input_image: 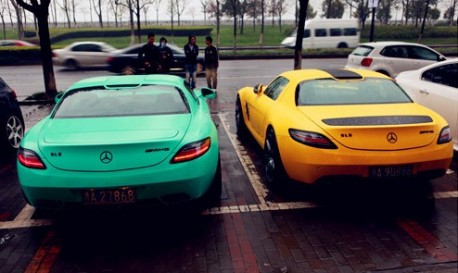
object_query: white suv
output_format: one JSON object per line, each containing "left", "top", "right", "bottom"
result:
{"left": 345, "top": 41, "right": 447, "bottom": 78}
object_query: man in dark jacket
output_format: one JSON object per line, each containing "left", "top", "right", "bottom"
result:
{"left": 138, "top": 33, "right": 159, "bottom": 74}
{"left": 204, "top": 36, "right": 219, "bottom": 89}
{"left": 157, "top": 37, "right": 174, "bottom": 74}
{"left": 183, "top": 35, "right": 199, "bottom": 89}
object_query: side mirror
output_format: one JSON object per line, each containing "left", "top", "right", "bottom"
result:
{"left": 54, "top": 92, "right": 64, "bottom": 104}
{"left": 253, "top": 84, "right": 263, "bottom": 94}
{"left": 199, "top": 87, "right": 217, "bottom": 99}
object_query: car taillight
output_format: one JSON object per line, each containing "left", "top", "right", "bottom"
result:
{"left": 106, "top": 57, "right": 113, "bottom": 62}
{"left": 18, "top": 147, "right": 46, "bottom": 169}
{"left": 361, "top": 57, "right": 373, "bottom": 67}
{"left": 10, "top": 90, "right": 18, "bottom": 101}
{"left": 289, "top": 129, "right": 337, "bottom": 149}
{"left": 171, "top": 138, "right": 211, "bottom": 163}
{"left": 438, "top": 126, "right": 452, "bottom": 144}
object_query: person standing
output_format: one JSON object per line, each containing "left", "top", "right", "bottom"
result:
{"left": 204, "top": 36, "right": 219, "bottom": 89}
{"left": 138, "top": 33, "right": 159, "bottom": 74}
{"left": 157, "top": 37, "right": 174, "bottom": 74}
{"left": 183, "top": 35, "right": 199, "bottom": 89}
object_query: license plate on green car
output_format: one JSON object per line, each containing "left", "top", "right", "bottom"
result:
{"left": 369, "top": 165, "right": 413, "bottom": 178}
{"left": 83, "top": 188, "right": 136, "bottom": 204}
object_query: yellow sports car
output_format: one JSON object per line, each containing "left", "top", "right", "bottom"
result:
{"left": 235, "top": 69, "right": 453, "bottom": 187}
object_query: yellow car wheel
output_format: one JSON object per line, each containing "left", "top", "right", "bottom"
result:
{"left": 264, "top": 128, "right": 287, "bottom": 189}
{"left": 235, "top": 99, "right": 248, "bottom": 139}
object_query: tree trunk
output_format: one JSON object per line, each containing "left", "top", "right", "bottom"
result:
{"left": 37, "top": 13, "right": 57, "bottom": 98}
{"left": 294, "top": 0, "right": 308, "bottom": 70}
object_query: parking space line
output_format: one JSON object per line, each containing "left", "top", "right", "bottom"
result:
{"left": 218, "top": 112, "right": 271, "bottom": 206}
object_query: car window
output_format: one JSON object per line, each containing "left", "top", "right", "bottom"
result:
{"left": 53, "top": 85, "right": 190, "bottom": 118}
{"left": 303, "top": 29, "right": 310, "bottom": 38}
{"left": 264, "top": 76, "right": 289, "bottom": 100}
{"left": 407, "top": 46, "right": 439, "bottom": 61}
{"left": 315, "top": 29, "right": 327, "bottom": 37}
{"left": 330, "top": 28, "right": 342, "bottom": 36}
{"left": 380, "top": 46, "right": 408, "bottom": 58}
{"left": 343, "top": 28, "right": 357, "bottom": 36}
{"left": 297, "top": 78, "right": 412, "bottom": 105}
{"left": 127, "top": 47, "right": 141, "bottom": 54}
{"left": 72, "top": 44, "right": 102, "bottom": 52}
{"left": 350, "top": 46, "right": 373, "bottom": 56}
{"left": 422, "top": 63, "right": 458, "bottom": 88}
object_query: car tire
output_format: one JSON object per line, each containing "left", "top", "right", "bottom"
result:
{"left": 122, "top": 65, "right": 135, "bottom": 75}
{"left": 65, "top": 59, "right": 79, "bottom": 70}
{"left": 0, "top": 113, "right": 24, "bottom": 155}
{"left": 200, "top": 155, "right": 222, "bottom": 208}
{"left": 264, "top": 128, "right": 288, "bottom": 189}
{"left": 235, "top": 98, "right": 248, "bottom": 139}
{"left": 337, "top": 42, "right": 348, "bottom": 48}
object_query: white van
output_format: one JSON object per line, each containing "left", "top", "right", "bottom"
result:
{"left": 281, "top": 19, "right": 360, "bottom": 49}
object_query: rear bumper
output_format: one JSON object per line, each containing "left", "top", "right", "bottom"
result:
{"left": 18, "top": 150, "right": 219, "bottom": 209}
{"left": 278, "top": 135, "right": 454, "bottom": 184}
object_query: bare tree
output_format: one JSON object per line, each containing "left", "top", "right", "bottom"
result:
{"left": 259, "top": 0, "right": 264, "bottom": 43}
{"left": 58, "top": 0, "right": 72, "bottom": 28}
{"left": 92, "top": 0, "right": 104, "bottom": 28}
{"left": 442, "top": 0, "right": 457, "bottom": 25}
{"left": 0, "top": 0, "right": 8, "bottom": 39}
{"left": 200, "top": 0, "right": 209, "bottom": 24}
{"left": 15, "top": 0, "right": 57, "bottom": 98}
{"left": 168, "top": 0, "right": 175, "bottom": 39}
{"left": 275, "top": 0, "right": 286, "bottom": 31}
{"left": 208, "top": 0, "right": 221, "bottom": 44}
{"left": 115, "top": 0, "right": 135, "bottom": 45}
{"left": 110, "top": 0, "right": 120, "bottom": 27}
{"left": 174, "top": 0, "right": 185, "bottom": 26}
{"left": 71, "top": 0, "right": 78, "bottom": 26}
{"left": 153, "top": 0, "right": 161, "bottom": 24}
{"left": 10, "top": 0, "right": 24, "bottom": 39}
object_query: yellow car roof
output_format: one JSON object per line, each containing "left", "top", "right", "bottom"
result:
{"left": 279, "top": 68, "right": 391, "bottom": 82}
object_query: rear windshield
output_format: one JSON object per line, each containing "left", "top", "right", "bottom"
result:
{"left": 53, "top": 85, "right": 189, "bottom": 118}
{"left": 296, "top": 78, "right": 412, "bottom": 106}
{"left": 350, "top": 46, "right": 373, "bottom": 56}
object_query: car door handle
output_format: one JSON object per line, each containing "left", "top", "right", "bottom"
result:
{"left": 419, "top": 89, "right": 429, "bottom": 95}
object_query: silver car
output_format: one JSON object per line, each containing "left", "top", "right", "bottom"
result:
{"left": 52, "top": 41, "right": 116, "bottom": 70}
{"left": 345, "top": 41, "right": 446, "bottom": 78}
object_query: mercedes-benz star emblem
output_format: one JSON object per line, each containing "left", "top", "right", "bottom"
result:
{"left": 386, "top": 132, "right": 398, "bottom": 144}
{"left": 100, "top": 151, "right": 113, "bottom": 164}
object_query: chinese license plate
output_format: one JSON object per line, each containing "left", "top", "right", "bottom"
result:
{"left": 369, "top": 165, "right": 413, "bottom": 178}
{"left": 83, "top": 188, "right": 136, "bottom": 204}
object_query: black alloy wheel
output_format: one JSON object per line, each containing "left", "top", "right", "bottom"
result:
{"left": 264, "top": 128, "right": 287, "bottom": 189}
{"left": 235, "top": 98, "right": 248, "bottom": 139}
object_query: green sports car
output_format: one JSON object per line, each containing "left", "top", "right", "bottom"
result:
{"left": 17, "top": 75, "right": 220, "bottom": 209}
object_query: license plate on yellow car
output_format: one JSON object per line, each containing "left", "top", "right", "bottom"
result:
{"left": 83, "top": 188, "right": 136, "bottom": 204}
{"left": 369, "top": 165, "right": 413, "bottom": 178}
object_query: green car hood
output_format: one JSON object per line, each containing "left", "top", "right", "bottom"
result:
{"left": 37, "top": 114, "right": 191, "bottom": 171}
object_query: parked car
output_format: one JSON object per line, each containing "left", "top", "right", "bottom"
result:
{"left": 106, "top": 43, "right": 205, "bottom": 75}
{"left": 0, "top": 77, "right": 24, "bottom": 157}
{"left": 345, "top": 41, "right": 447, "bottom": 77}
{"left": 52, "top": 41, "right": 117, "bottom": 70}
{"left": 0, "top": 40, "right": 36, "bottom": 47}
{"left": 396, "top": 58, "right": 458, "bottom": 151}
{"left": 17, "top": 74, "right": 220, "bottom": 210}
{"left": 235, "top": 68, "right": 453, "bottom": 188}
